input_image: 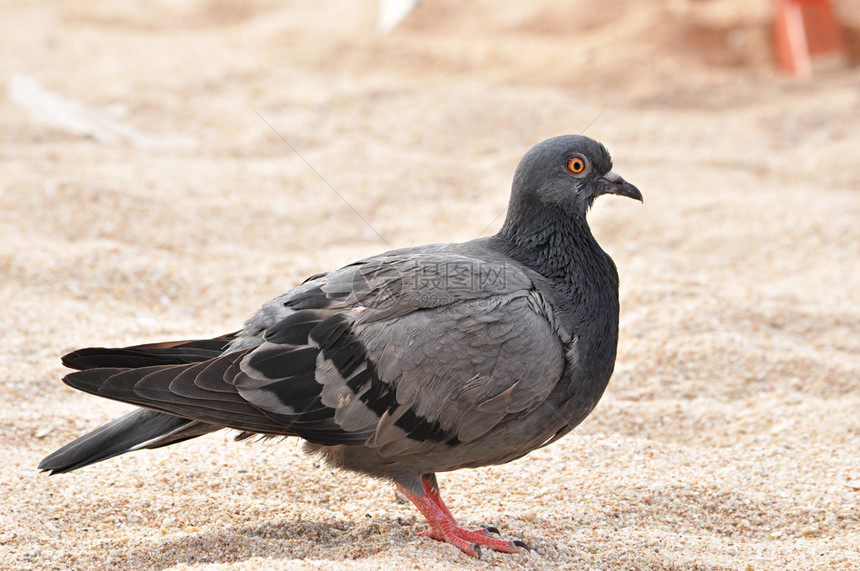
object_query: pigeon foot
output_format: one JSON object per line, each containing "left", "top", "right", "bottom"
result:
{"left": 396, "top": 476, "right": 530, "bottom": 557}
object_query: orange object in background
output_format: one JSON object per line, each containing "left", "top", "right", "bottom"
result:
{"left": 773, "top": 0, "right": 848, "bottom": 77}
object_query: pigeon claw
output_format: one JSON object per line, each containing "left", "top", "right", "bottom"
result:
{"left": 513, "top": 539, "right": 532, "bottom": 551}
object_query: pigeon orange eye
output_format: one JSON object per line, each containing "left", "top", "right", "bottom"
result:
{"left": 567, "top": 157, "right": 586, "bottom": 174}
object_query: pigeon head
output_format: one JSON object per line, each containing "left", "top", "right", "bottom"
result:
{"left": 505, "top": 135, "right": 642, "bottom": 221}
{"left": 498, "top": 135, "right": 641, "bottom": 274}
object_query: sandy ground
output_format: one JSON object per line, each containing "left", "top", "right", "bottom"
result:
{"left": 2, "top": 1, "right": 859, "bottom": 569}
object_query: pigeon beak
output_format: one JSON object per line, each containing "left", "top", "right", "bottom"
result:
{"left": 600, "top": 171, "right": 643, "bottom": 202}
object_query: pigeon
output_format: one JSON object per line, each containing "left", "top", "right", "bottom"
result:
{"left": 39, "top": 134, "right": 642, "bottom": 557}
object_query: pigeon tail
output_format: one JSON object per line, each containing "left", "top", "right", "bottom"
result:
{"left": 39, "top": 335, "right": 238, "bottom": 473}
{"left": 38, "top": 408, "right": 217, "bottom": 474}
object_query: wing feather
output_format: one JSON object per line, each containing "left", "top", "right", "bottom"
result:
{"left": 232, "top": 252, "right": 566, "bottom": 454}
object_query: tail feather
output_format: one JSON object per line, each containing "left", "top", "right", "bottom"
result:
{"left": 62, "top": 334, "right": 238, "bottom": 371}
{"left": 60, "top": 351, "right": 285, "bottom": 434}
{"left": 38, "top": 408, "right": 220, "bottom": 474}
{"left": 40, "top": 334, "right": 239, "bottom": 474}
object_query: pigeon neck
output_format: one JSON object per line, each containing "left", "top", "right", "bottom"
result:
{"left": 498, "top": 211, "right": 611, "bottom": 286}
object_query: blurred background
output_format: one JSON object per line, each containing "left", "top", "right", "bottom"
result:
{"left": 2, "top": 1, "right": 859, "bottom": 569}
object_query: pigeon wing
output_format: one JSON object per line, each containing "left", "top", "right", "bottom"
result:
{"left": 236, "top": 252, "right": 567, "bottom": 454}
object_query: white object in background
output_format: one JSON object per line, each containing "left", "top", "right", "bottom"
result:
{"left": 7, "top": 75, "right": 197, "bottom": 149}
{"left": 378, "top": 0, "right": 420, "bottom": 34}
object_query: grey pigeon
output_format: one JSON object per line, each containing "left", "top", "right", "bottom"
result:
{"left": 39, "top": 135, "right": 642, "bottom": 557}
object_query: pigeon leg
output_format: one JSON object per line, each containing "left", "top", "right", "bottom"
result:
{"left": 418, "top": 473, "right": 461, "bottom": 525}
{"left": 417, "top": 474, "right": 499, "bottom": 539}
{"left": 396, "top": 476, "right": 527, "bottom": 557}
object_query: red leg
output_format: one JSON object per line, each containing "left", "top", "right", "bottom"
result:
{"left": 420, "top": 474, "right": 459, "bottom": 523}
{"left": 396, "top": 475, "right": 529, "bottom": 558}
{"left": 417, "top": 474, "right": 495, "bottom": 541}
